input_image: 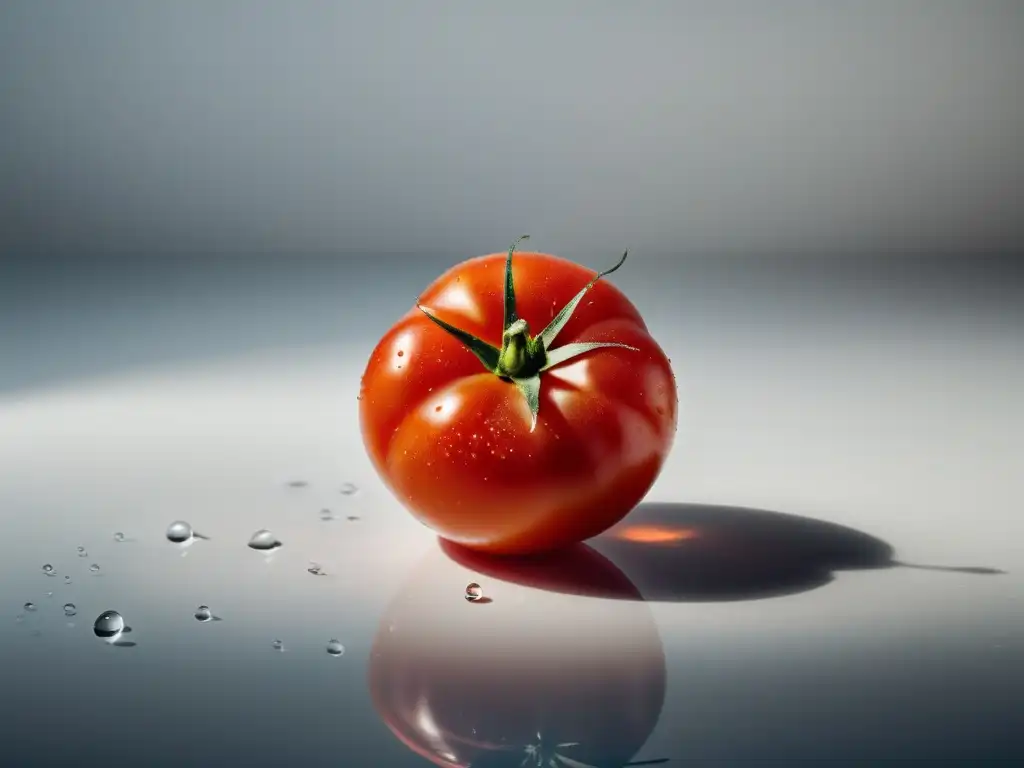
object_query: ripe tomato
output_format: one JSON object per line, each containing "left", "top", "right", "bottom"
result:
{"left": 369, "top": 541, "right": 666, "bottom": 767}
{"left": 359, "top": 237, "right": 677, "bottom": 555}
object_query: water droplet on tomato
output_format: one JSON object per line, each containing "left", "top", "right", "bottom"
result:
{"left": 434, "top": 405, "right": 442, "bottom": 412}
{"left": 397, "top": 350, "right": 404, "bottom": 357}
{"left": 465, "top": 583, "right": 483, "bottom": 602}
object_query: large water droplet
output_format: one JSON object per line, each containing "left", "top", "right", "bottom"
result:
{"left": 271, "top": 639, "right": 284, "bottom": 652}
{"left": 194, "top": 605, "right": 212, "bottom": 622}
{"left": 42, "top": 564, "right": 55, "bottom": 576}
{"left": 165, "top": 520, "right": 194, "bottom": 543}
{"left": 93, "top": 610, "right": 124, "bottom": 638}
{"left": 23, "top": 602, "right": 36, "bottom": 612}
{"left": 89, "top": 564, "right": 101, "bottom": 574}
{"left": 325, "top": 639, "right": 345, "bottom": 657}
{"left": 113, "top": 532, "right": 125, "bottom": 542}
{"left": 77, "top": 546, "right": 88, "bottom": 558}
{"left": 340, "top": 482, "right": 358, "bottom": 496}
{"left": 465, "top": 582, "right": 483, "bottom": 602}
{"left": 248, "top": 529, "right": 281, "bottom": 551}
{"left": 63, "top": 603, "right": 77, "bottom": 617}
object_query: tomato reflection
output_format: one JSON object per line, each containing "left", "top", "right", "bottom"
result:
{"left": 368, "top": 540, "right": 667, "bottom": 767}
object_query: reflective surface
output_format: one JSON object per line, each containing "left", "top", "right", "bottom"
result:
{"left": 1, "top": 256, "right": 1022, "bottom": 766}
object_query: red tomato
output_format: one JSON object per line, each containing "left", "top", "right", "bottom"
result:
{"left": 359, "top": 240, "right": 677, "bottom": 555}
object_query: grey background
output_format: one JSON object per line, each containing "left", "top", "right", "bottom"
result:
{"left": 1, "top": 1, "right": 1022, "bottom": 766}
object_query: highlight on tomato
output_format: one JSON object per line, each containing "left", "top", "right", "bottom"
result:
{"left": 359, "top": 236, "right": 678, "bottom": 555}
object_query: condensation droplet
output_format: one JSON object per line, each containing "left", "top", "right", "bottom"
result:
{"left": 42, "top": 564, "right": 55, "bottom": 576}
{"left": 113, "top": 532, "right": 125, "bottom": 542}
{"left": 194, "top": 605, "right": 212, "bottom": 622}
{"left": 64, "top": 576, "right": 72, "bottom": 584}
{"left": 340, "top": 482, "right": 358, "bottom": 496}
{"left": 320, "top": 508, "right": 334, "bottom": 521}
{"left": 63, "top": 603, "right": 77, "bottom": 617}
{"left": 272, "top": 639, "right": 284, "bottom": 652}
{"left": 247, "top": 529, "right": 282, "bottom": 551}
{"left": 326, "top": 639, "right": 345, "bottom": 657}
{"left": 165, "top": 520, "right": 194, "bottom": 543}
{"left": 465, "top": 583, "right": 483, "bottom": 602}
{"left": 77, "top": 546, "right": 88, "bottom": 558}
{"left": 23, "top": 602, "right": 36, "bottom": 612}
{"left": 93, "top": 610, "right": 124, "bottom": 638}
{"left": 89, "top": 564, "right": 101, "bottom": 574}
{"left": 307, "top": 562, "right": 325, "bottom": 576}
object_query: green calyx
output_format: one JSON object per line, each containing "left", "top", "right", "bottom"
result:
{"left": 417, "top": 235, "right": 637, "bottom": 432}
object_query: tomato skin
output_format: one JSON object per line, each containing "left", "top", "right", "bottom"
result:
{"left": 359, "top": 251, "right": 677, "bottom": 555}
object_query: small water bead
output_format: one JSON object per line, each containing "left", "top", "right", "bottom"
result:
{"left": 194, "top": 605, "right": 212, "bottom": 623}
{"left": 93, "top": 610, "right": 124, "bottom": 638}
{"left": 42, "top": 564, "right": 55, "bottom": 576}
{"left": 45, "top": 591, "right": 53, "bottom": 598}
{"left": 23, "top": 602, "right": 36, "bottom": 612}
{"left": 247, "top": 529, "right": 281, "bottom": 551}
{"left": 465, "top": 583, "right": 483, "bottom": 602}
{"left": 63, "top": 603, "right": 77, "bottom": 617}
{"left": 320, "top": 508, "right": 334, "bottom": 521}
{"left": 77, "top": 546, "right": 88, "bottom": 558}
{"left": 89, "top": 564, "right": 101, "bottom": 574}
{"left": 113, "top": 532, "right": 125, "bottom": 542}
{"left": 326, "top": 639, "right": 345, "bottom": 657}
{"left": 340, "top": 482, "right": 358, "bottom": 496}
{"left": 307, "top": 563, "right": 325, "bottom": 576}
{"left": 165, "top": 520, "right": 194, "bottom": 543}
{"left": 272, "top": 639, "right": 284, "bottom": 652}
{"left": 286, "top": 480, "right": 309, "bottom": 488}
{"left": 64, "top": 576, "right": 72, "bottom": 584}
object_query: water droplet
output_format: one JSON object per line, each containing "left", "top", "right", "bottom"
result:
{"left": 42, "top": 564, "right": 55, "bottom": 576}
{"left": 326, "top": 639, "right": 345, "bottom": 657}
{"left": 271, "top": 639, "right": 284, "bottom": 652}
{"left": 319, "top": 508, "right": 334, "bottom": 521}
{"left": 340, "top": 482, "right": 358, "bottom": 496}
{"left": 247, "top": 529, "right": 281, "bottom": 551}
{"left": 346, "top": 515, "right": 360, "bottom": 522}
{"left": 45, "top": 591, "right": 53, "bottom": 598}
{"left": 397, "top": 350, "right": 404, "bottom": 357}
{"left": 63, "top": 603, "right": 77, "bottom": 617}
{"left": 64, "top": 575, "right": 72, "bottom": 584}
{"left": 113, "top": 532, "right": 125, "bottom": 542}
{"left": 23, "top": 602, "right": 36, "bottom": 612}
{"left": 307, "top": 562, "right": 324, "bottom": 576}
{"left": 165, "top": 520, "right": 194, "bottom": 543}
{"left": 465, "top": 583, "right": 483, "bottom": 602}
{"left": 93, "top": 610, "right": 124, "bottom": 638}
{"left": 286, "top": 480, "right": 308, "bottom": 488}
{"left": 194, "top": 605, "right": 212, "bottom": 622}
{"left": 77, "top": 546, "right": 88, "bottom": 557}
{"left": 89, "top": 564, "right": 100, "bottom": 574}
